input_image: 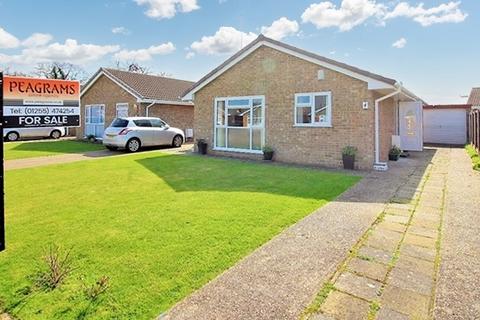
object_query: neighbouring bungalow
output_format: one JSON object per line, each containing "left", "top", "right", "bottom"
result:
{"left": 79, "top": 68, "right": 195, "bottom": 140}
{"left": 183, "top": 35, "right": 424, "bottom": 170}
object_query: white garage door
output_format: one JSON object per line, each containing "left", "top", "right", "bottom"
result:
{"left": 424, "top": 109, "right": 467, "bottom": 144}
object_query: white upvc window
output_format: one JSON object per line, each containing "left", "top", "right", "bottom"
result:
{"left": 116, "top": 103, "right": 129, "bottom": 118}
{"left": 294, "top": 92, "right": 332, "bottom": 127}
{"left": 214, "top": 96, "right": 265, "bottom": 154}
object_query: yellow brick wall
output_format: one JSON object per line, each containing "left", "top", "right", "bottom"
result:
{"left": 194, "top": 46, "right": 395, "bottom": 169}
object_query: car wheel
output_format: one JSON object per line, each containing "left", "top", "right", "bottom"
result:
{"left": 172, "top": 135, "right": 183, "bottom": 148}
{"left": 50, "top": 130, "right": 61, "bottom": 139}
{"left": 126, "top": 138, "right": 141, "bottom": 153}
{"left": 6, "top": 131, "right": 19, "bottom": 142}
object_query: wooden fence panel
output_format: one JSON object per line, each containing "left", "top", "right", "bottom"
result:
{"left": 470, "top": 110, "right": 480, "bottom": 152}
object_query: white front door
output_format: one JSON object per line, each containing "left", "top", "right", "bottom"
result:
{"left": 85, "top": 105, "right": 105, "bottom": 138}
{"left": 399, "top": 101, "right": 423, "bottom": 151}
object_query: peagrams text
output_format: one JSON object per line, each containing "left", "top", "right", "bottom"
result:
{"left": 8, "top": 80, "right": 77, "bottom": 95}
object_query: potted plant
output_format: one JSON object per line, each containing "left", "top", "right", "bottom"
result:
{"left": 197, "top": 139, "right": 208, "bottom": 155}
{"left": 389, "top": 145, "right": 402, "bottom": 161}
{"left": 342, "top": 146, "right": 358, "bottom": 170}
{"left": 262, "top": 146, "right": 274, "bottom": 161}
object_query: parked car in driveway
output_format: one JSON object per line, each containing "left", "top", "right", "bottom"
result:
{"left": 3, "top": 127, "right": 66, "bottom": 141}
{"left": 103, "top": 117, "right": 185, "bottom": 152}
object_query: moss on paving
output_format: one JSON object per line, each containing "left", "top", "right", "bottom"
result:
{"left": 0, "top": 152, "right": 359, "bottom": 319}
{"left": 4, "top": 140, "right": 104, "bottom": 160}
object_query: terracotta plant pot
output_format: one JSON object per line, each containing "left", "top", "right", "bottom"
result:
{"left": 342, "top": 154, "right": 355, "bottom": 170}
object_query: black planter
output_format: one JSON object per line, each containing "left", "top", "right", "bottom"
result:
{"left": 342, "top": 154, "right": 355, "bottom": 170}
{"left": 197, "top": 141, "right": 207, "bottom": 155}
{"left": 389, "top": 154, "right": 400, "bottom": 161}
{"left": 263, "top": 151, "right": 274, "bottom": 161}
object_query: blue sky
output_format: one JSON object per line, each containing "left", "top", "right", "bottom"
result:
{"left": 0, "top": 0, "right": 478, "bottom": 104}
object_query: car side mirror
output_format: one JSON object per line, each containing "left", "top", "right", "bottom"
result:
{"left": 164, "top": 125, "right": 170, "bottom": 130}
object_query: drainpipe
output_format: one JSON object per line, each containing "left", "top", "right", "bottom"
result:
{"left": 374, "top": 89, "right": 401, "bottom": 167}
{"left": 145, "top": 102, "right": 155, "bottom": 117}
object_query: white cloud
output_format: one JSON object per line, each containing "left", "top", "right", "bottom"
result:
{"left": 392, "top": 37, "right": 407, "bottom": 48}
{"left": 0, "top": 39, "right": 119, "bottom": 65}
{"left": 0, "top": 27, "right": 20, "bottom": 48}
{"left": 301, "top": 0, "right": 467, "bottom": 31}
{"left": 190, "top": 27, "right": 257, "bottom": 55}
{"left": 301, "top": 0, "right": 386, "bottom": 32}
{"left": 384, "top": 1, "right": 467, "bottom": 26}
{"left": 185, "top": 51, "right": 195, "bottom": 59}
{"left": 134, "top": 0, "right": 199, "bottom": 19}
{"left": 112, "top": 27, "right": 131, "bottom": 35}
{"left": 114, "top": 42, "right": 175, "bottom": 61}
{"left": 261, "top": 17, "right": 299, "bottom": 40}
{"left": 22, "top": 33, "right": 53, "bottom": 47}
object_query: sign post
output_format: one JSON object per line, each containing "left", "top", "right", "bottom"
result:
{"left": 0, "top": 75, "right": 80, "bottom": 252}
{"left": 0, "top": 72, "right": 4, "bottom": 252}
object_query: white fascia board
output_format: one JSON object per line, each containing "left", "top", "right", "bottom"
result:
{"left": 138, "top": 98, "right": 194, "bottom": 106}
{"left": 80, "top": 70, "right": 141, "bottom": 100}
{"left": 182, "top": 40, "right": 395, "bottom": 99}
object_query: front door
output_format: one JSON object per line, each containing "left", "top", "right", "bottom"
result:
{"left": 399, "top": 101, "right": 423, "bottom": 151}
{"left": 85, "top": 105, "right": 105, "bottom": 138}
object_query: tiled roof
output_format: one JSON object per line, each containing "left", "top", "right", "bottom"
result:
{"left": 84, "top": 68, "right": 195, "bottom": 103}
{"left": 183, "top": 34, "right": 398, "bottom": 97}
{"left": 467, "top": 87, "right": 480, "bottom": 106}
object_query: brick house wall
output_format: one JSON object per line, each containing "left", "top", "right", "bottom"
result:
{"left": 141, "top": 104, "right": 194, "bottom": 133}
{"left": 79, "top": 75, "right": 194, "bottom": 139}
{"left": 194, "top": 46, "right": 395, "bottom": 169}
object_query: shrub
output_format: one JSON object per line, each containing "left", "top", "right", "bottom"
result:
{"left": 466, "top": 145, "right": 480, "bottom": 171}
{"left": 35, "top": 245, "right": 75, "bottom": 290}
{"left": 342, "top": 146, "right": 358, "bottom": 156}
{"left": 82, "top": 276, "right": 110, "bottom": 301}
{"left": 389, "top": 145, "right": 402, "bottom": 156}
{"left": 262, "top": 146, "right": 274, "bottom": 153}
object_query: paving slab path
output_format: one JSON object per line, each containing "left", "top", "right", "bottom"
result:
{"left": 434, "top": 148, "right": 480, "bottom": 319}
{"left": 162, "top": 151, "right": 434, "bottom": 320}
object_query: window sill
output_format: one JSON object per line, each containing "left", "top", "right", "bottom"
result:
{"left": 212, "top": 147, "right": 263, "bottom": 155}
{"left": 293, "top": 124, "right": 332, "bottom": 128}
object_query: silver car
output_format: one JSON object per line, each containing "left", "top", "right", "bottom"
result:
{"left": 3, "top": 127, "right": 66, "bottom": 141}
{"left": 103, "top": 117, "right": 185, "bottom": 152}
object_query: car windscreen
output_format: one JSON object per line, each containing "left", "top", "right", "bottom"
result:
{"left": 111, "top": 118, "right": 129, "bottom": 127}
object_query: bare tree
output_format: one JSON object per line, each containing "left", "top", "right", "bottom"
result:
{"left": 35, "top": 62, "right": 88, "bottom": 83}
{"left": 1, "top": 66, "right": 30, "bottom": 77}
{"left": 113, "top": 61, "right": 172, "bottom": 77}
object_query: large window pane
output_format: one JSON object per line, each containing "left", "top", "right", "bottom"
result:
{"left": 216, "top": 127, "right": 226, "bottom": 147}
{"left": 252, "top": 128, "right": 262, "bottom": 150}
{"left": 296, "top": 106, "right": 311, "bottom": 124}
{"left": 314, "top": 95, "right": 328, "bottom": 123}
{"left": 228, "top": 108, "right": 250, "bottom": 127}
{"left": 227, "top": 128, "right": 250, "bottom": 149}
{"left": 216, "top": 100, "right": 225, "bottom": 126}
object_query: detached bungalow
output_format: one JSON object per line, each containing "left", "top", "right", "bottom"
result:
{"left": 79, "top": 68, "right": 194, "bottom": 140}
{"left": 183, "top": 35, "right": 423, "bottom": 170}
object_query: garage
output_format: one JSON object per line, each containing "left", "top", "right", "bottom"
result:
{"left": 423, "top": 105, "right": 471, "bottom": 145}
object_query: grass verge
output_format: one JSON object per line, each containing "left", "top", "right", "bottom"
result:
{"left": 4, "top": 140, "right": 104, "bottom": 160}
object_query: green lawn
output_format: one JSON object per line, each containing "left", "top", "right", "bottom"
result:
{"left": 0, "top": 153, "right": 360, "bottom": 319}
{"left": 4, "top": 140, "right": 104, "bottom": 160}
{"left": 466, "top": 144, "right": 480, "bottom": 171}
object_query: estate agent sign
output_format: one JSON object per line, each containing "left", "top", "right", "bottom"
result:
{"left": 3, "top": 76, "right": 80, "bottom": 128}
